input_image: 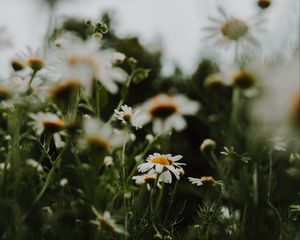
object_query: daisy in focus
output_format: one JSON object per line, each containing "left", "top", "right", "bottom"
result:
{"left": 81, "top": 118, "right": 125, "bottom": 150}
{"left": 202, "top": 6, "right": 265, "bottom": 65}
{"left": 47, "top": 33, "right": 127, "bottom": 95}
{"left": 114, "top": 104, "right": 142, "bottom": 129}
{"left": 135, "top": 94, "right": 200, "bottom": 134}
{"left": 137, "top": 153, "right": 185, "bottom": 180}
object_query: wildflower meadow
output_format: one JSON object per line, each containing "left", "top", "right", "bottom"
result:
{"left": 0, "top": 0, "right": 299, "bottom": 239}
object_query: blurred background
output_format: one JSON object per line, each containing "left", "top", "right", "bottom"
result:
{"left": 0, "top": 0, "right": 271, "bottom": 77}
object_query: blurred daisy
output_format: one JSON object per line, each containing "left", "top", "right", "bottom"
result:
{"left": 188, "top": 176, "right": 218, "bottom": 186}
{"left": 48, "top": 33, "right": 127, "bottom": 95}
{"left": 91, "top": 208, "right": 127, "bottom": 235}
{"left": 12, "top": 47, "right": 46, "bottom": 73}
{"left": 132, "top": 169, "right": 157, "bottom": 190}
{"left": 114, "top": 104, "right": 142, "bottom": 129}
{"left": 202, "top": 6, "right": 265, "bottom": 65}
{"left": 29, "top": 112, "right": 64, "bottom": 135}
{"left": 136, "top": 94, "right": 200, "bottom": 134}
{"left": 137, "top": 153, "right": 185, "bottom": 180}
{"left": 251, "top": 58, "right": 300, "bottom": 138}
{"left": 82, "top": 118, "right": 125, "bottom": 150}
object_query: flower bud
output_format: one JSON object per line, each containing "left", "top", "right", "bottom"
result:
{"left": 257, "top": 0, "right": 272, "bottom": 9}
{"left": 232, "top": 71, "right": 255, "bottom": 89}
{"left": 200, "top": 139, "right": 216, "bottom": 153}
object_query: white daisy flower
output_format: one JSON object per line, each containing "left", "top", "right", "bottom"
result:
{"left": 82, "top": 118, "right": 125, "bottom": 150}
{"left": 91, "top": 208, "right": 127, "bottom": 235}
{"left": 47, "top": 33, "right": 127, "bottom": 95}
{"left": 114, "top": 104, "right": 142, "bottom": 129}
{"left": 135, "top": 94, "right": 200, "bottom": 134}
{"left": 188, "top": 176, "right": 217, "bottom": 186}
{"left": 12, "top": 47, "right": 46, "bottom": 73}
{"left": 132, "top": 169, "right": 157, "bottom": 190}
{"left": 137, "top": 153, "right": 185, "bottom": 180}
{"left": 202, "top": 5, "right": 265, "bottom": 65}
{"left": 29, "top": 112, "right": 64, "bottom": 135}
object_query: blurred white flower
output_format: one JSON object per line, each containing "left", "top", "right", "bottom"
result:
{"left": 202, "top": 5, "right": 265, "bottom": 65}
{"left": 103, "top": 156, "right": 113, "bottom": 167}
{"left": 114, "top": 104, "right": 142, "bottom": 129}
{"left": 47, "top": 33, "right": 127, "bottom": 95}
{"left": 82, "top": 118, "right": 125, "bottom": 150}
{"left": 135, "top": 94, "right": 200, "bottom": 134}
{"left": 29, "top": 112, "right": 64, "bottom": 135}
{"left": 251, "top": 58, "right": 300, "bottom": 138}
{"left": 132, "top": 169, "right": 157, "bottom": 190}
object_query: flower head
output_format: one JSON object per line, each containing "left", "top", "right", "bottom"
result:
{"left": 136, "top": 94, "right": 199, "bottom": 134}
{"left": 29, "top": 112, "right": 64, "bottom": 135}
{"left": 137, "top": 153, "right": 185, "bottom": 180}
{"left": 82, "top": 118, "right": 125, "bottom": 150}
{"left": 188, "top": 176, "right": 217, "bottom": 186}
{"left": 114, "top": 104, "right": 141, "bottom": 129}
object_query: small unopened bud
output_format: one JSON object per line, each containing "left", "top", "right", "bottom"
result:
{"left": 0, "top": 86, "right": 11, "bottom": 101}
{"left": 200, "top": 139, "right": 216, "bottom": 153}
{"left": 60, "top": 178, "right": 68, "bottom": 187}
{"left": 204, "top": 74, "right": 225, "bottom": 89}
{"left": 93, "top": 32, "right": 103, "bottom": 40}
{"left": 11, "top": 60, "right": 25, "bottom": 71}
{"left": 146, "top": 134, "right": 154, "bottom": 142}
{"left": 104, "top": 156, "right": 113, "bottom": 167}
{"left": 153, "top": 232, "right": 163, "bottom": 240}
{"left": 113, "top": 52, "right": 126, "bottom": 64}
{"left": 177, "top": 167, "right": 185, "bottom": 177}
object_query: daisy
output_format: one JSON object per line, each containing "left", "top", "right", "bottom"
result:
{"left": 82, "top": 118, "right": 125, "bottom": 150}
{"left": 132, "top": 169, "right": 157, "bottom": 190}
{"left": 114, "top": 104, "right": 142, "bottom": 129}
{"left": 47, "top": 33, "right": 127, "bottom": 95}
{"left": 137, "top": 153, "right": 185, "bottom": 180}
{"left": 135, "top": 94, "right": 200, "bottom": 134}
{"left": 12, "top": 47, "right": 46, "bottom": 73}
{"left": 29, "top": 112, "right": 64, "bottom": 135}
{"left": 91, "top": 207, "right": 127, "bottom": 235}
{"left": 188, "top": 176, "right": 217, "bottom": 186}
{"left": 202, "top": 5, "right": 265, "bottom": 65}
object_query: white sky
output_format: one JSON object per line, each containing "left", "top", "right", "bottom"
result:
{"left": 0, "top": 0, "right": 294, "bottom": 77}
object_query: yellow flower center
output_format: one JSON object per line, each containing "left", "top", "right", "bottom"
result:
{"left": 149, "top": 97, "right": 178, "bottom": 119}
{"left": 27, "top": 58, "right": 44, "bottom": 72}
{"left": 232, "top": 71, "right": 255, "bottom": 89}
{"left": 50, "top": 79, "right": 81, "bottom": 100}
{"left": 68, "top": 55, "right": 97, "bottom": 68}
{"left": 151, "top": 156, "right": 173, "bottom": 165}
{"left": 122, "top": 113, "right": 132, "bottom": 122}
{"left": 220, "top": 19, "right": 249, "bottom": 41}
{"left": 86, "top": 136, "right": 111, "bottom": 150}
{"left": 201, "top": 176, "right": 216, "bottom": 184}
{"left": 42, "top": 119, "right": 64, "bottom": 133}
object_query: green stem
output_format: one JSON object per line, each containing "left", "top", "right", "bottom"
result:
{"left": 267, "top": 150, "right": 273, "bottom": 200}
{"left": 163, "top": 180, "right": 179, "bottom": 224}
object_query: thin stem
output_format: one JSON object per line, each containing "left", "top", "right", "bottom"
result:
{"left": 163, "top": 180, "right": 179, "bottom": 225}
{"left": 267, "top": 150, "right": 273, "bottom": 199}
